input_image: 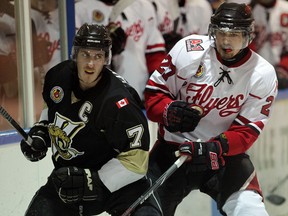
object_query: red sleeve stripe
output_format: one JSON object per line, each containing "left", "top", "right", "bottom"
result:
{"left": 146, "top": 79, "right": 171, "bottom": 93}
{"left": 248, "top": 121, "right": 264, "bottom": 134}
{"left": 146, "top": 43, "right": 165, "bottom": 51}
{"left": 235, "top": 115, "right": 250, "bottom": 125}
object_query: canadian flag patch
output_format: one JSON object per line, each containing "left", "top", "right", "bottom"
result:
{"left": 116, "top": 98, "right": 129, "bottom": 108}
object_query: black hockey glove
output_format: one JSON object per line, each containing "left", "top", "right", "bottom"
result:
{"left": 163, "top": 101, "right": 203, "bottom": 132}
{"left": 163, "top": 32, "right": 183, "bottom": 52}
{"left": 179, "top": 140, "right": 225, "bottom": 172}
{"left": 50, "top": 167, "right": 110, "bottom": 204}
{"left": 107, "top": 22, "right": 127, "bottom": 55}
{"left": 20, "top": 121, "right": 50, "bottom": 162}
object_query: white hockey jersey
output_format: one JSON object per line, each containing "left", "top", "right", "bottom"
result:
{"left": 145, "top": 35, "right": 278, "bottom": 156}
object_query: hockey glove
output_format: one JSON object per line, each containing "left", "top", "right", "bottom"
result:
{"left": 163, "top": 101, "right": 203, "bottom": 132}
{"left": 20, "top": 121, "right": 50, "bottom": 162}
{"left": 163, "top": 32, "right": 183, "bottom": 52}
{"left": 107, "top": 22, "right": 127, "bottom": 55}
{"left": 50, "top": 167, "right": 110, "bottom": 204}
{"left": 179, "top": 140, "right": 225, "bottom": 171}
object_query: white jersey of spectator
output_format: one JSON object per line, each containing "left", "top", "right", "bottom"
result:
{"left": 0, "top": 14, "right": 15, "bottom": 56}
{"left": 0, "top": 13, "right": 17, "bottom": 99}
{"left": 75, "top": 0, "right": 112, "bottom": 30}
{"left": 75, "top": 0, "right": 166, "bottom": 101}
{"left": 112, "top": 0, "right": 165, "bottom": 100}
{"left": 148, "top": 0, "right": 175, "bottom": 34}
{"left": 177, "top": 0, "right": 213, "bottom": 37}
{"left": 251, "top": 0, "right": 288, "bottom": 66}
{"left": 30, "top": 8, "right": 61, "bottom": 72}
{"left": 227, "top": 0, "right": 251, "bottom": 4}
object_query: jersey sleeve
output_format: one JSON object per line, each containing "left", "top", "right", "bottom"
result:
{"left": 222, "top": 65, "right": 278, "bottom": 156}
{"left": 97, "top": 94, "right": 150, "bottom": 192}
{"left": 145, "top": 36, "right": 210, "bottom": 123}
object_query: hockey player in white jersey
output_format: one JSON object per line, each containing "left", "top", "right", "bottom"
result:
{"left": 145, "top": 2, "right": 278, "bottom": 215}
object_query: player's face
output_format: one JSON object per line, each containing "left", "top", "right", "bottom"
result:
{"left": 76, "top": 48, "right": 106, "bottom": 90}
{"left": 215, "top": 30, "right": 245, "bottom": 60}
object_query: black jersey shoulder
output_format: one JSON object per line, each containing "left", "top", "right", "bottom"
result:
{"left": 106, "top": 68, "right": 143, "bottom": 108}
{"left": 43, "top": 60, "right": 76, "bottom": 107}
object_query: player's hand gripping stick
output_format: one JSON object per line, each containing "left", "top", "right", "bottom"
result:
{"left": 121, "top": 154, "right": 188, "bottom": 216}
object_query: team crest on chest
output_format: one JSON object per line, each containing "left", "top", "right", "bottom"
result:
{"left": 50, "top": 86, "right": 64, "bottom": 103}
{"left": 186, "top": 39, "right": 204, "bottom": 52}
{"left": 92, "top": 10, "right": 104, "bottom": 23}
{"left": 48, "top": 112, "right": 85, "bottom": 161}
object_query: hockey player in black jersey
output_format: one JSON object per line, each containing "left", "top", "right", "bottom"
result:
{"left": 20, "top": 23, "right": 162, "bottom": 216}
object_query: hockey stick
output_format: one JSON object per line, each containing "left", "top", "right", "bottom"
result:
{"left": 121, "top": 154, "right": 188, "bottom": 216}
{"left": 109, "top": 0, "right": 135, "bottom": 22}
{"left": 0, "top": 105, "right": 32, "bottom": 145}
{"left": 266, "top": 174, "right": 288, "bottom": 205}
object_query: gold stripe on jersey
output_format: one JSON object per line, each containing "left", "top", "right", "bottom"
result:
{"left": 117, "top": 149, "right": 148, "bottom": 175}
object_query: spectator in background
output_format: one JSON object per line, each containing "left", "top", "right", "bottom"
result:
{"left": 148, "top": 0, "right": 182, "bottom": 52}
{"left": 249, "top": 0, "right": 288, "bottom": 89}
{"left": 30, "top": 0, "right": 61, "bottom": 87}
{"left": 75, "top": 0, "right": 166, "bottom": 104}
{"left": 208, "top": 0, "right": 225, "bottom": 13}
{"left": 0, "top": 0, "right": 54, "bottom": 129}
{"left": 75, "top": 0, "right": 113, "bottom": 31}
{"left": 74, "top": 0, "right": 126, "bottom": 57}
{"left": 177, "top": 0, "right": 212, "bottom": 37}
{"left": 0, "top": 12, "right": 18, "bottom": 100}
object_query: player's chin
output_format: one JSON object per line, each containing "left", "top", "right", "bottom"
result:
{"left": 220, "top": 50, "right": 235, "bottom": 60}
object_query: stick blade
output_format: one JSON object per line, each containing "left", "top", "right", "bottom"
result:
{"left": 266, "top": 194, "right": 286, "bottom": 205}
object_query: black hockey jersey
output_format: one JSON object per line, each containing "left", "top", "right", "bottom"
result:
{"left": 42, "top": 60, "right": 150, "bottom": 192}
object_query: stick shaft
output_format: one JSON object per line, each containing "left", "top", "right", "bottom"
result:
{"left": 270, "top": 174, "right": 288, "bottom": 193}
{"left": 121, "top": 155, "right": 187, "bottom": 216}
{"left": 109, "top": 0, "right": 135, "bottom": 22}
{"left": 0, "top": 105, "right": 32, "bottom": 144}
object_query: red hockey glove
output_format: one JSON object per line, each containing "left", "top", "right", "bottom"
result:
{"left": 20, "top": 121, "right": 50, "bottom": 162}
{"left": 179, "top": 140, "right": 225, "bottom": 171}
{"left": 163, "top": 101, "right": 203, "bottom": 132}
{"left": 50, "top": 167, "right": 110, "bottom": 204}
